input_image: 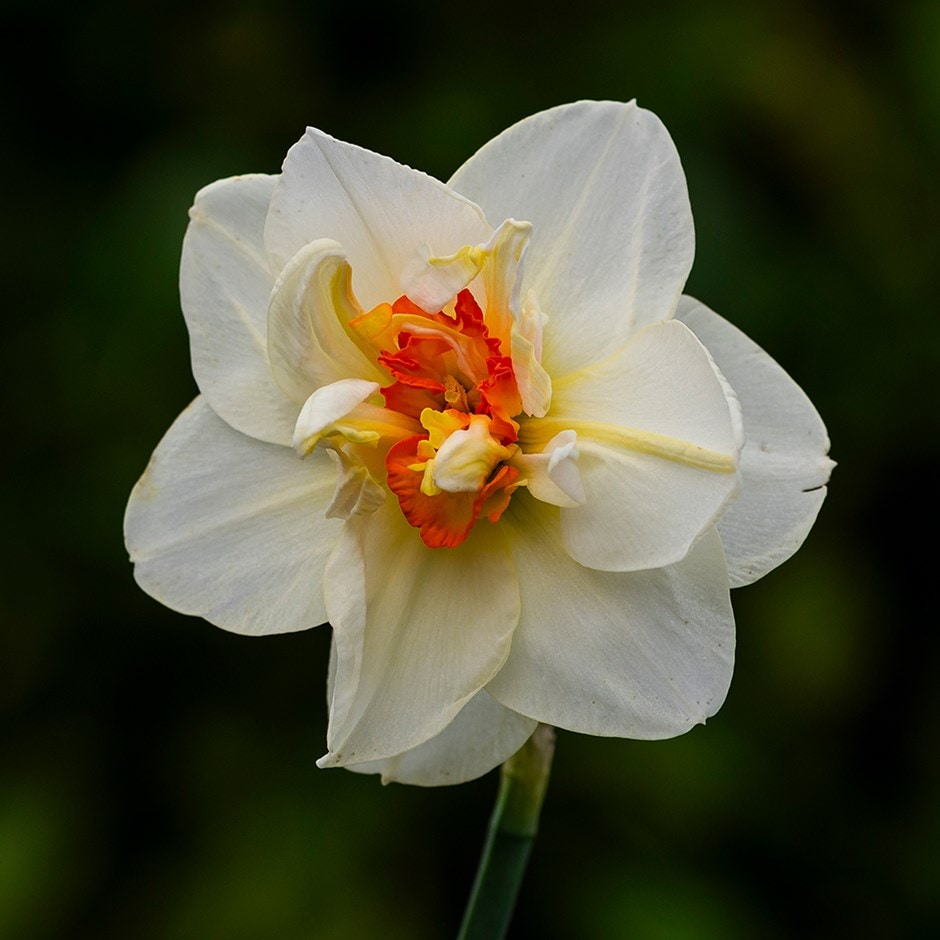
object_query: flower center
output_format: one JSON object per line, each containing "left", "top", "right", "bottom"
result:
{"left": 352, "top": 289, "right": 523, "bottom": 548}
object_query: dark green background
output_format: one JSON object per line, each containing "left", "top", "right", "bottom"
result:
{"left": 5, "top": 0, "right": 938, "bottom": 936}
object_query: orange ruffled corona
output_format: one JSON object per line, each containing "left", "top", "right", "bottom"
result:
{"left": 352, "top": 290, "right": 523, "bottom": 548}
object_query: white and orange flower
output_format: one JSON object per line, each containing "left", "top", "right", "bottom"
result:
{"left": 125, "top": 101, "right": 833, "bottom": 786}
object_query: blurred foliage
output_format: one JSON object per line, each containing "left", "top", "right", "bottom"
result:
{"left": 3, "top": 0, "right": 939, "bottom": 936}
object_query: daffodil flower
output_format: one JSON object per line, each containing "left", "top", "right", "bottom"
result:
{"left": 125, "top": 101, "right": 833, "bottom": 786}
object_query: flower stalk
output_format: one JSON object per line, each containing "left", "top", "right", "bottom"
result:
{"left": 457, "top": 724, "right": 555, "bottom": 940}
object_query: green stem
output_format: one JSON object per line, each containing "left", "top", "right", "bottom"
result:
{"left": 457, "top": 724, "right": 555, "bottom": 940}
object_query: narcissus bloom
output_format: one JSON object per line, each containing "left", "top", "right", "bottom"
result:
{"left": 125, "top": 101, "right": 833, "bottom": 786}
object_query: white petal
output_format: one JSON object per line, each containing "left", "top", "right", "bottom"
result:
{"left": 319, "top": 499, "right": 520, "bottom": 765}
{"left": 324, "top": 449, "right": 386, "bottom": 520}
{"left": 267, "top": 239, "right": 384, "bottom": 405}
{"left": 511, "top": 288, "right": 553, "bottom": 417}
{"left": 264, "top": 128, "right": 490, "bottom": 309}
{"left": 487, "top": 496, "right": 734, "bottom": 738}
{"left": 338, "top": 687, "right": 536, "bottom": 787}
{"left": 677, "top": 297, "right": 835, "bottom": 585}
{"left": 292, "top": 378, "right": 381, "bottom": 454}
{"left": 400, "top": 242, "right": 484, "bottom": 314}
{"left": 537, "top": 319, "right": 741, "bottom": 571}
{"left": 180, "top": 175, "right": 298, "bottom": 446}
{"left": 449, "top": 101, "right": 694, "bottom": 376}
{"left": 124, "top": 397, "right": 342, "bottom": 635}
{"left": 479, "top": 218, "right": 532, "bottom": 342}
{"left": 399, "top": 218, "right": 533, "bottom": 321}
{"left": 513, "top": 430, "right": 585, "bottom": 508}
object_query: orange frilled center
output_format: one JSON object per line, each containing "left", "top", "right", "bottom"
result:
{"left": 350, "top": 290, "right": 523, "bottom": 548}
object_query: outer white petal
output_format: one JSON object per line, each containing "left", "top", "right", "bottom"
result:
{"left": 124, "top": 398, "right": 341, "bottom": 635}
{"left": 339, "top": 683, "right": 536, "bottom": 787}
{"left": 267, "top": 239, "right": 384, "bottom": 406}
{"left": 677, "top": 296, "right": 835, "bottom": 586}
{"left": 487, "top": 496, "right": 735, "bottom": 738}
{"left": 264, "top": 128, "right": 491, "bottom": 309}
{"left": 319, "top": 499, "right": 520, "bottom": 766}
{"left": 180, "top": 175, "right": 298, "bottom": 446}
{"left": 538, "top": 319, "right": 741, "bottom": 571}
{"left": 449, "top": 101, "right": 694, "bottom": 376}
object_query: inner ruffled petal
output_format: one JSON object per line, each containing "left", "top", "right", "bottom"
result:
{"left": 267, "top": 239, "right": 384, "bottom": 405}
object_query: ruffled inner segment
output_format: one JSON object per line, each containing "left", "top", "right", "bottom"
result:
{"left": 353, "top": 289, "right": 525, "bottom": 548}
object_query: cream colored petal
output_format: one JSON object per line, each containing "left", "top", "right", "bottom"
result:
{"left": 324, "top": 449, "right": 386, "bottom": 520}
{"left": 561, "top": 446, "right": 737, "bottom": 571}
{"left": 400, "top": 243, "right": 485, "bottom": 314}
{"left": 264, "top": 128, "right": 490, "bottom": 309}
{"left": 536, "top": 320, "right": 741, "bottom": 571}
{"left": 125, "top": 398, "right": 341, "bottom": 635}
{"left": 319, "top": 499, "right": 520, "bottom": 765}
{"left": 511, "top": 290, "right": 553, "bottom": 417}
{"left": 487, "top": 496, "right": 734, "bottom": 739}
{"left": 292, "top": 379, "right": 381, "bottom": 455}
{"left": 338, "top": 686, "right": 536, "bottom": 787}
{"left": 677, "top": 296, "right": 835, "bottom": 586}
{"left": 267, "top": 239, "right": 384, "bottom": 406}
{"left": 399, "top": 218, "right": 533, "bottom": 322}
{"left": 513, "top": 430, "right": 585, "bottom": 508}
{"left": 180, "top": 174, "right": 298, "bottom": 446}
{"left": 449, "top": 101, "right": 694, "bottom": 376}
{"left": 479, "top": 219, "right": 532, "bottom": 343}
